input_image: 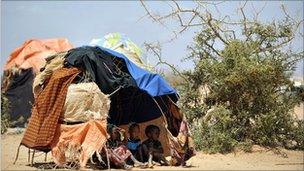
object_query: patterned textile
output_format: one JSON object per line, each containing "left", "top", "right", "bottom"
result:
{"left": 62, "top": 82, "right": 110, "bottom": 123}
{"left": 168, "top": 120, "right": 196, "bottom": 165}
{"left": 21, "top": 67, "right": 81, "bottom": 150}
{"left": 166, "top": 101, "right": 183, "bottom": 136}
{"left": 108, "top": 145, "right": 132, "bottom": 166}
{"left": 50, "top": 119, "right": 108, "bottom": 168}
{"left": 33, "top": 51, "right": 67, "bottom": 96}
{"left": 89, "top": 32, "right": 151, "bottom": 70}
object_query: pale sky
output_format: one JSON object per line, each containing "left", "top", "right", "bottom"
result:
{"left": 1, "top": 1, "right": 303, "bottom": 79}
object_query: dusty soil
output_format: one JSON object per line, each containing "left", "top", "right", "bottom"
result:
{"left": 1, "top": 132, "right": 303, "bottom": 170}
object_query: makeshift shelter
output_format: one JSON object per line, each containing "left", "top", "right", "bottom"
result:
{"left": 15, "top": 37, "right": 194, "bottom": 168}
{"left": 2, "top": 38, "right": 73, "bottom": 127}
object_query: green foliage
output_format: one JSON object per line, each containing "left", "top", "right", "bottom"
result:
{"left": 193, "top": 105, "right": 238, "bottom": 153}
{"left": 141, "top": 1, "right": 303, "bottom": 154}
{"left": 181, "top": 17, "right": 304, "bottom": 153}
{"left": 289, "top": 120, "right": 304, "bottom": 150}
{"left": 1, "top": 93, "right": 10, "bottom": 134}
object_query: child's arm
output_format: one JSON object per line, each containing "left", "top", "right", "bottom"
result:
{"left": 152, "top": 147, "right": 163, "bottom": 154}
{"left": 151, "top": 141, "right": 164, "bottom": 154}
{"left": 117, "top": 127, "right": 128, "bottom": 144}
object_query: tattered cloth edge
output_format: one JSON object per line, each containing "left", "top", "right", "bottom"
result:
{"left": 50, "top": 119, "right": 108, "bottom": 168}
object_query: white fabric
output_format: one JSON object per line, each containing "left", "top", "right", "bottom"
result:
{"left": 62, "top": 82, "right": 110, "bottom": 122}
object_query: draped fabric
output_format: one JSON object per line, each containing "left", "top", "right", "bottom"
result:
{"left": 97, "top": 46, "right": 178, "bottom": 99}
{"left": 64, "top": 46, "right": 137, "bottom": 95}
{"left": 4, "top": 39, "right": 73, "bottom": 73}
{"left": 89, "top": 33, "right": 151, "bottom": 70}
{"left": 50, "top": 119, "right": 108, "bottom": 168}
{"left": 63, "top": 82, "right": 110, "bottom": 123}
{"left": 13, "top": 37, "right": 196, "bottom": 168}
{"left": 3, "top": 68, "right": 34, "bottom": 127}
{"left": 21, "top": 67, "right": 81, "bottom": 151}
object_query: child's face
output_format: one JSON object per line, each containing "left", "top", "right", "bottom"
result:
{"left": 111, "top": 129, "right": 120, "bottom": 140}
{"left": 151, "top": 129, "right": 160, "bottom": 140}
{"left": 130, "top": 126, "right": 140, "bottom": 139}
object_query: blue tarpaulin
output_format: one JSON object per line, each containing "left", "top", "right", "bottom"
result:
{"left": 97, "top": 46, "right": 178, "bottom": 99}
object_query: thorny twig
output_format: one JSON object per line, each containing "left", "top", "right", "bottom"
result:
{"left": 144, "top": 42, "right": 188, "bottom": 82}
{"left": 140, "top": 0, "right": 303, "bottom": 75}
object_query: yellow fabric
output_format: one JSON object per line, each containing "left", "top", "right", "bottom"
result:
{"left": 62, "top": 82, "right": 110, "bottom": 123}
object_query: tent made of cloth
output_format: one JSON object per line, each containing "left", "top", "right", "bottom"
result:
{"left": 64, "top": 46, "right": 179, "bottom": 131}
{"left": 15, "top": 42, "right": 194, "bottom": 168}
{"left": 4, "top": 38, "right": 73, "bottom": 73}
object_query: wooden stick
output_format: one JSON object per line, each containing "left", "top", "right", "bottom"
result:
{"left": 45, "top": 152, "right": 47, "bottom": 162}
{"left": 13, "top": 144, "right": 21, "bottom": 164}
{"left": 31, "top": 150, "right": 35, "bottom": 166}
{"left": 105, "top": 148, "right": 110, "bottom": 170}
{"left": 28, "top": 149, "right": 31, "bottom": 163}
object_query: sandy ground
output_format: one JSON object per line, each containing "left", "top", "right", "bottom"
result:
{"left": 1, "top": 133, "right": 303, "bottom": 170}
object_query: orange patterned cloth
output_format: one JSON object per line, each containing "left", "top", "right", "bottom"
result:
{"left": 50, "top": 119, "right": 108, "bottom": 168}
{"left": 21, "top": 67, "right": 81, "bottom": 150}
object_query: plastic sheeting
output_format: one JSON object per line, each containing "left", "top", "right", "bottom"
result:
{"left": 90, "top": 32, "right": 150, "bottom": 70}
{"left": 4, "top": 38, "right": 73, "bottom": 73}
{"left": 64, "top": 46, "right": 137, "bottom": 94}
{"left": 97, "top": 46, "right": 178, "bottom": 100}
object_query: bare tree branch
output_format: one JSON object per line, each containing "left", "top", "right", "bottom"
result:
{"left": 144, "top": 42, "right": 188, "bottom": 82}
{"left": 251, "top": 1, "right": 267, "bottom": 22}
{"left": 206, "top": 12, "right": 229, "bottom": 45}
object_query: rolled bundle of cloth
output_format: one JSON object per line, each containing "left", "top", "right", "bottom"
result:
{"left": 50, "top": 82, "right": 111, "bottom": 167}
{"left": 33, "top": 51, "right": 67, "bottom": 96}
{"left": 62, "top": 82, "right": 110, "bottom": 123}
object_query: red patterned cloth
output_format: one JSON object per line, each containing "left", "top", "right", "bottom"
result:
{"left": 108, "top": 145, "right": 132, "bottom": 166}
{"left": 21, "top": 67, "right": 81, "bottom": 151}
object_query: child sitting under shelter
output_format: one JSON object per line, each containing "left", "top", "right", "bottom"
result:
{"left": 126, "top": 122, "right": 142, "bottom": 161}
{"left": 141, "top": 124, "right": 169, "bottom": 168}
{"left": 106, "top": 124, "right": 144, "bottom": 169}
